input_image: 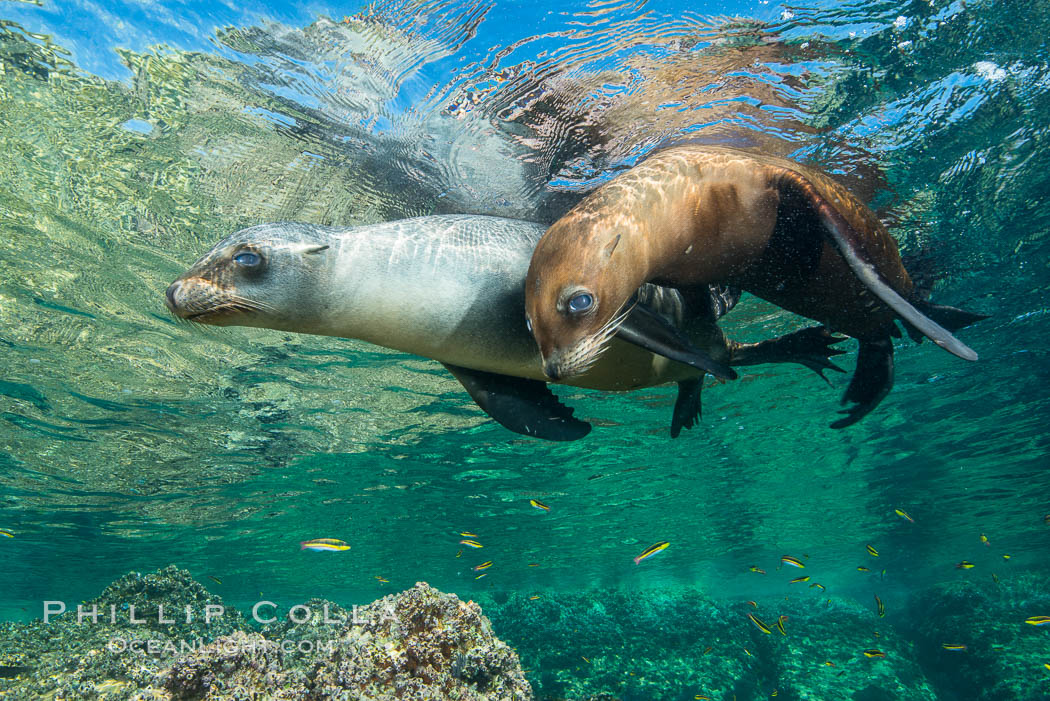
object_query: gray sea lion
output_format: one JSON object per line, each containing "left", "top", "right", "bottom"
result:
{"left": 524, "top": 146, "right": 987, "bottom": 427}
{"left": 166, "top": 215, "right": 843, "bottom": 440}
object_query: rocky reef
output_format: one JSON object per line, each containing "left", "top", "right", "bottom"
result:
{"left": 0, "top": 565, "right": 531, "bottom": 700}
{"left": 2, "top": 565, "right": 1049, "bottom": 700}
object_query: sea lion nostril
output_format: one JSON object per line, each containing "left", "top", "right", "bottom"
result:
{"left": 165, "top": 281, "right": 181, "bottom": 310}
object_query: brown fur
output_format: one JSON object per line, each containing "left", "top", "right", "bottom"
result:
{"left": 525, "top": 145, "right": 912, "bottom": 378}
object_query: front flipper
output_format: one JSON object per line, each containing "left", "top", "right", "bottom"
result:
{"left": 670, "top": 379, "right": 703, "bottom": 438}
{"left": 830, "top": 337, "right": 894, "bottom": 429}
{"left": 615, "top": 300, "right": 738, "bottom": 380}
{"left": 730, "top": 326, "right": 847, "bottom": 385}
{"left": 777, "top": 171, "right": 979, "bottom": 362}
{"left": 442, "top": 363, "right": 591, "bottom": 441}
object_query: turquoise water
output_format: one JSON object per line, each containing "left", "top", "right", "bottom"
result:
{"left": 1, "top": 0, "right": 1049, "bottom": 698}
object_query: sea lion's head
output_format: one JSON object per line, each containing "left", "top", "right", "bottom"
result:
{"left": 524, "top": 212, "right": 639, "bottom": 380}
{"left": 166, "top": 223, "right": 333, "bottom": 331}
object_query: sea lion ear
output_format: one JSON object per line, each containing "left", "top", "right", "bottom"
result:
{"left": 602, "top": 234, "right": 621, "bottom": 259}
{"left": 303, "top": 244, "right": 329, "bottom": 255}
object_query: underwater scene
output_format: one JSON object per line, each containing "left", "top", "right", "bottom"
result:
{"left": 1, "top": 0, "right": 1049, "bottom": 698}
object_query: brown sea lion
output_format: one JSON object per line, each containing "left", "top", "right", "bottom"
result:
{"left": 524, "top": 146, "right": 987, "bottom": 427}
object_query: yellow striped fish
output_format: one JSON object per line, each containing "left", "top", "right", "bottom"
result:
{"left": 460, "top": 539, "right": 483, "bottom": 548}
{"left": 863, "top": 649, "right": 886, "bottom": 658}
{"left": 1025, "top": 616, "right": 1050, "bottom": 626}
{"left": 875, "top": 594, "right": 885, "bottom": 618}
{"left": 942, "top": 644, "right": 967, "bottom": 651}
{"left": 866, "top": 544, "right": 879, "bottom": 557}
{"left": 747, "top": 612, "right": 772, "bottom": 635}
{"left": 781, "top": 556, "right": 805, "bottom": 569}
{"left": 775, "top": 615, "right": 788, "bottom": 636}
{"left": 790, "top": 576, "right": 810, "bottom": 584}
{"left": 634, "top": 541, "right": 669, "bottom": 564}
{"left": 894, "top": 508, "right": 915, "bottom": 523}
{"left": 529, "top": 499, "right": 550, "bottom": 512}
{"left": 300, "top": 538, "right": 350, "bottom": 552}
{"left": 473, "top": 561, "right": 493, "bottom": 571}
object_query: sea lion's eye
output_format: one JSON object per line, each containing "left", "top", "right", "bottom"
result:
{"left": 233, "top": 251, "right": 261, "bottom": 267}
{"left": 568, "top": 293, "right": 594, "bottom": 314}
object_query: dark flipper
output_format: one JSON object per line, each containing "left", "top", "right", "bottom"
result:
{"left": 442, "top": 363, "right": 591, "bottom": 441}
{"left": 902, "top": 300, "right": 989, "bottom": 345}
{"left": 730, "top": 326, "right": 847, "bottom": 385}
{"left": 778, "top": 172, "right": 979, "bottom": 362}
{"left": 830, "top": 337, "right": 894, "bottom": 429}
{"left": 670, "top": 379, "right": 703, "bottom": 438}
{"left": 615, "top": 300, "right": 738, "bottom": 380}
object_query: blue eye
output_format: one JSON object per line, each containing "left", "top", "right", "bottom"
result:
{"left": 234, "top": 251, "right": 261, "bottom": 267}
{"left": 568, "top": 292, "right": 594, "bottom": 314}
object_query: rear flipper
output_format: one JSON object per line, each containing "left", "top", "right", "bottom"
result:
{"left": 670, "top": 378, "right": 703, "bottom": 439}
{"left": 830, "top": 337, "right": 894, "bottom": 429}
{"left": 442, "top": 363, "right": 591, "bottom": 441}
{"left": 729, "top": 326, "right": 847, "bottom": 385}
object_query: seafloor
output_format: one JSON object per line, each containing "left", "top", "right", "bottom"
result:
{"left": 1, "top": 565, "right": 1047, "bottom": 700}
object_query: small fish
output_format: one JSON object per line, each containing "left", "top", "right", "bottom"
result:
{"left": 529, "top": 595, "right": 541, "bottom": 600}
{"left": 1044, "top": 663, "right": 1050, "bottom": 672}
{"left": 1025, "top": 616, "right": 1050, "bottom": 626}
{"left": 529, "top": 499, "right": 550, "bottom": 512}
{"left": 790, "top": 576, "right": 810, "bottom": 584}
{"left": 810, "top": 583, "right": 826, "bottom": 591}
{"left": 703, "top": 645, "right": 713, "bottom": 654}
{"left": 894, "top": 508, "right": 915, "bottom": 523}
{"left": 528, "top": 562, "right": 540, "bottom": 567}
{"left": 747, "top": 612, "right": 773, "bottom": 635}
{"left": 771, "top": 691, "right": 778, "bottom": 697}
{"left": 824, "top": 661, "right": 836, "bottom": 667}
{"left": 942, "top": 644, "right": 967, "bottom": 651}
{"left": 581, "top": 656, "right": 590, "bottom": 663}
{"left": 459, "top": 532, "right": 477, "bottom": 538}
{"left": 375, "top": 576, "right": 388, "bottom": 583}
{"left": 956, "top": 561, "right": 975, "bottom": 569}
{"left": 474, "top": 573, "right": 487, "bottom": 580}
{"left": 1003, "top": 554, "right": 1011, "bottom": 560}
{"left": 992, "top": 573, "right": 1000, "bottom": 584}
{"left": 746, "top": 600, "right": 758, "bottom": 608}
{"left": 634, "top": 541, "right": 669, "bottom": 564}
{"left": 781, "top": 556, "right": 805, "bottom": 569}
{"left": 775, "top": 615, "right": 788, "bottom": 636}
{"left": 875, "top": 594, "right": 885, "bottom": 618}
{"left": 300, "top": 538, "right": 350, "bottom": 552}
{"left": 473, "top": 561, "right": 493, "bottom": 571}
{"left": 460, "top": 539, "right": 483, "bottom": 548}
{"left": 0, "top": 529, "right": 14, "bottom": 538}
{"left": 866, "top": 544, "right": 879, "bottom": 557}
{"left": 744, "top": 647, "right": 753, "bottom": 656}
{"left": 980, "top": 534, "right": 990, "bottom": 547}
{"left": 208, "top": 575, "right": 222, "bottom": 585}
{"left": 863, "top": 649, "right": 886, "bottom": 658}
{"left": 456, "top": 550, "right": 463, "bottom": 558}
{"left": 695, "top": 696, "right": 711, "bottom": 700}
{"left": 750, "top": 566, "right": 767, "bottom": 574}
{"left": 857, "top": 566, "right": 870, "bottom": 572}
{"left": 1045, "top": 514, "right": 1050, "bottom": 525}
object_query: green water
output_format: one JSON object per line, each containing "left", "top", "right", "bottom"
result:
{"left": 1, "top": 0, "right": 1049, "bottom": 698}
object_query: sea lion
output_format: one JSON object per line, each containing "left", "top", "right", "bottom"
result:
{"left": 524, "top": 146, "right": 987, "bottom": 427}
{"left": 166, "top": 215, "right": 843, "bottom": 440}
